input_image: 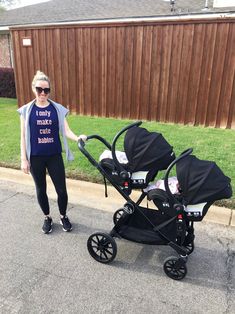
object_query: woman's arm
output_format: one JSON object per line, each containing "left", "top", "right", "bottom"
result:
{"left": 64, "top": 118, "right": 87, "bottom": 142}
{"left": 20, "top": 116, "right": 30, "bottom": 174}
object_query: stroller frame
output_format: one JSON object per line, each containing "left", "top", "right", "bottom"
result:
{"left": 78, "top": 121, "right": 196, "bottom": 280}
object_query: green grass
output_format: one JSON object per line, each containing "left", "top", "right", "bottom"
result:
{"left": 0, "top": 97, "right": 234, "bottom": 208}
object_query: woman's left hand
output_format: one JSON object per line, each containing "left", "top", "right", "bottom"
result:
{"left": 78, "top": 134, "right": 87, "bottom": 142}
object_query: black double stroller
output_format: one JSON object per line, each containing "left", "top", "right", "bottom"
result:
{"left": 78, "top": 121, "right": 232, "bottom": 280}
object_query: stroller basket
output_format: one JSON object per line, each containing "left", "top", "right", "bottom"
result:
{"left": 115, "top": 205, "right": 177, "bottom": 245}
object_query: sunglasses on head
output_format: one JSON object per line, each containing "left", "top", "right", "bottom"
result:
{"left": 35, "top": 86, "right": 50, "bottom": 94}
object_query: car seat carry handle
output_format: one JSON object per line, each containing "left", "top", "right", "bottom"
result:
{"left": 111, "top": 121, "right": 142, "bottom": 173}
{"left": 78, "top": 135, "right": 111, "bottom": 167}
{"left": 164, "top": 148, "right": 193, "bottom": 203}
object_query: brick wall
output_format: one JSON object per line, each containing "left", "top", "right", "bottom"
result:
{"left": 0, "top": 34, "right": 12, "bottom": 68}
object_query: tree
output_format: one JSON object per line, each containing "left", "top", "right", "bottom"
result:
{"left": 0, "top": 0, "right": 18, "bottom": 10}
{"left": 0, "top": 0, "right": 17, "bottom": 5}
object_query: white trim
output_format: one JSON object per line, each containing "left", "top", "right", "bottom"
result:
{"left": 214, "top": 0, "right": 235, "bottom": 8}
{"left": 8, "top": 12, "right": 235, "bottom": 29}
{"left": 0, "top": 26, "right": 9, "bottom": 31}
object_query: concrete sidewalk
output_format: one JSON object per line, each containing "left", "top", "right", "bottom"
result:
{"left": 0, "top": 166, "right": 234, "bottom": 227}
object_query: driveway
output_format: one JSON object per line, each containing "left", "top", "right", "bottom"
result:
{"left": 0, "top": 179, "right": 234, "bottom": 313}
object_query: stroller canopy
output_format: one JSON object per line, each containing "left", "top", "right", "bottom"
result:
{"left": 176, "top": 155, "right": 232, "bottom": 205}
{"left": 124, "top": 126, "right": 175, "bottom": 172}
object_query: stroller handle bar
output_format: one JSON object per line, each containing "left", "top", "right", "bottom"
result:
{"left": 164, "top": 148, "right": 193, "bottom": 203}
{"left": 78, "top": 135, "right": 111, "bottom": 168}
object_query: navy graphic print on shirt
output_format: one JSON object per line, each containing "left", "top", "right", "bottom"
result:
{"left": 29, "top": 103, "right": 62, "bottom": 156}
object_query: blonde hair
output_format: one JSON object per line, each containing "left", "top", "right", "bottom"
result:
{"left": 32, "top": 70, "right": 50, "bottom": 91}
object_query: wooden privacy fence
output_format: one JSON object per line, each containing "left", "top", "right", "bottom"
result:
{"left": 11, "top": 18, "right": 235, "bottom": 128}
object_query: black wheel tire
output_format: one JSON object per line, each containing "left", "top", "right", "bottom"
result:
{"left": 113, "top": 208, "right": 125, "bottom": 225}
{"left": 87, "top": 232, "right": 117, "bottom": 264}
{"left": 184, "top": 242, "right": 194, "bottom": 255}
{"left": 163, "top": 256, "right": 187, "bottom": 280}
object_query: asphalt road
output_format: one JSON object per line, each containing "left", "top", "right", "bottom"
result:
{"left": 0, "top": 179, "right": 234, "bottom": 314}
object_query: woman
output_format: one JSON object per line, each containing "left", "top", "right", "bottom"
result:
{"left": 18, "top": 70, "right": 86, "bottom": 234}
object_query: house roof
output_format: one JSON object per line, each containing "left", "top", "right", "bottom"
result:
{"left": 0, "top": 0, "right": 235, "bottom": 28}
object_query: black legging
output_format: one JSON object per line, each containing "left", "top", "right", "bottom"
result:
{"left": 30, "top": 154, "right": 68, "bottom": 216}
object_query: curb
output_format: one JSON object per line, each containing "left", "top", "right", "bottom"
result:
{"left": 0, "top": 167, "right": 234, "bottom": 227}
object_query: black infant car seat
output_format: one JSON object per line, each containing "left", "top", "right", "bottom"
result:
{"left": 148, "top": 154, "right": 232, "bottom": 221}
{"left": 99, "top": 125, "right": 175, "bottom": 193}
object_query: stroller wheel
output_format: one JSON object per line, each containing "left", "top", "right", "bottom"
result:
{"left": 87, "top": 232, "right": 117, "bottom": 264}
{"left": 163, "top": 256, "right": 187, "bottom": 280}
{"left": 113, "top": 208, "right": 125, "bottom": 224}
{"left": 184, "top": 242, "right": 194, "bottom": 255}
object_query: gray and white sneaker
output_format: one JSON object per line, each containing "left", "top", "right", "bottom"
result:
{"left": 42, "top": 217, "right": 53, "bottom": 234}
{"left": 60, "top": 216, "right": 72, "bottom": 232}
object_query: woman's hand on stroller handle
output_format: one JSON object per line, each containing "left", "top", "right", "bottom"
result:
{"left": 78, "top": 134, "right": 112, "bottom": 151}
{"left": 78, "top": 134, "right": 87, "bottom": 142}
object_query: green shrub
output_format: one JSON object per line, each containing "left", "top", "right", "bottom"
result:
{"left": 0, "top": 67, "right": 16, "bottom": 98}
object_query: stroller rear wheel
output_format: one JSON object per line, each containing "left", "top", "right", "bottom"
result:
{"left": 87, "top": 232, "right": 117, "bottom": 264}
{"left": 163, "top": 256, "right": 187, "bottom": 280}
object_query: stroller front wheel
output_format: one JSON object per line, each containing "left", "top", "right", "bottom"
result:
{"left": 163, "top": 256, "right": 187, "bottom": 280}
{"left": 87, "top": 232, "right": 117, "bottom": 264}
